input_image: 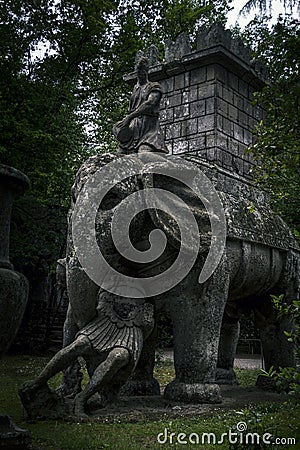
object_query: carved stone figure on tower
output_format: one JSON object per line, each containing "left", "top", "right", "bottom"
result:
{"left": 113, "top": 56, "right": 168, "bottom": 154}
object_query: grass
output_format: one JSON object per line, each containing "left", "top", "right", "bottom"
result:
{"left": 0, "top": 354, "right": 299, "bottom": 449}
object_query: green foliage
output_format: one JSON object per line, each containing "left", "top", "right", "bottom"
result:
{"left": 240, "top": 17, "right": 300, "bottom": 231}
{"left": 271, "top": 294, "right": 300, "bottom": 351}
{"left": 228, "top": 402, "right": 299, "bottom": 450}
{"left": 0, "top": 0, "right": 231, "bottom": 204}
{"left": 0, "top": 0, "right": 231, "bottom": 273}
{"left": 154, "top": 0, "right": 230, "bottom": 42}
{"left": 0, "top": 0, "right": 119, "bottom": 203}
{"left": 229, "top": 410, "right": 272, "bottom": 450}
{"left": 234, "top": 368, "right": 262, "bottom": 387}
{"left": 9, "top": 196, "right": 67, "bottom": 271}
{"left": 239, "top": 0, "right": 299, "bottom": 17}
{"left": 261, "top": 294, "right": 300, "bottom": 394}
{"left": 261, "top": 365, "right": 300, "bottom": 395}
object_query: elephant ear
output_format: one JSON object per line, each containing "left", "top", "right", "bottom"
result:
{"left": 140, "top": 158, "right": 212, "bottom": 255}
{"left": 69, "top": 152, "right": 146, "bottom": 262}
{"left": 71, "top": 153, "right": 117, "bottom": 205}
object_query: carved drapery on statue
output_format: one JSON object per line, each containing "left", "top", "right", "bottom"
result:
{"left": 113, "top": 56, "right": 168, "bottom": 154}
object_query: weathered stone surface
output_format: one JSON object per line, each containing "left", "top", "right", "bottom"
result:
{"left": 121, "top": 378, "right": 160, "bottom": 396}
{"left": 19, "top": 382, "right": 72, "bottom": 420}
{"left": 164, "top": 382, "right": 222, "bottom": 404}
{"left": 146, "top": 44, "right": 159, "bottom": 66}
{"left": 32, "top": 145, "right": 299, "bottom": 412}
{"left": 165, "top": 32, "right": 191, "bottom": 62}
{"left": 215, "top": 368, "right": 238, "bottom": 385}
{"left": 121, "top": 322, "right": 160, "bottom": 396}
{"left": 113, "top": 56, "right": 168, "bottom": 155}
{"left": 123, "top": 23, "right": 267, "bottom": 180}
{"left": 19, "top": 269, "right": 155, "bottom": 418}
{"left": 0, "top": 165, "right": 31, "bottom": 448}
{"left": 0, "top": 165, "right": 29, "bottom": 356}
{"left": 0, "top": 269, "right": 28, "bottom": 357}
{"left": 0, "top": 165, "right": 29, "bottom": 269}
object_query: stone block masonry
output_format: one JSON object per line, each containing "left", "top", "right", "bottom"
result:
{"left": 125, "top": 23, "right": 267, "bottom": 180}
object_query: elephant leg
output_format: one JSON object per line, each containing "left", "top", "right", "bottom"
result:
{"left": 216, "top": 311, "right": 240, "bottom": 385}
{"left": 254, "top": 294, "right": 296, "bottom": 388}
{"left": 58, "top": 259, "right": 99, "bottom": 397}
{"left": 35, "top": 336, "right": 91, "bottom": 387}
{"left": 74, "top": 347, "right": 130, "bottom": 418}
{"left": 164, "top": 256, "right": 230, "bottom": 404}
{"left": 57, "top": 304, "right": 83, "bottom": 397}
{"left": 66, "top": 261, "right": 99, "bottom": 329}
{"left": 62, "top": 303, "right": 79, "bottom": 348}
{"left": 255, "top": 249, "right": 299, "bottom": 387}
{"left": 120, "top": 319, "right": 160, "bottom": 396}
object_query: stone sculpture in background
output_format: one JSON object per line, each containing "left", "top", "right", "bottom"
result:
{"left": 0, "top": 165, "right": 29, "bottom": 357}
{"left": 0, "top": 164, "right": 31, "bottom": 448}
{"left": 113, "top": 56, "right": 168, "bottom": 154}
{"left": 19, "top": 285, "right": 154, "bottom": 419}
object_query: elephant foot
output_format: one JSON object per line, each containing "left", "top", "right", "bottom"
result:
{"left": 215, "top": 368, "right": 238, "bottom": 385}
{"left": 120, "top": 378, "right": 160, "bottom": 396}
{"left": 164, "top": 381, "right": 222, "bottom": 404}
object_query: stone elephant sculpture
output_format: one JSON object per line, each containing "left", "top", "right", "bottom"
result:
{"left": 61, "top": 151, "right": 299, "bottom": 404}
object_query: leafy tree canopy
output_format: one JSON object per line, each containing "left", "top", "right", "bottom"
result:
{"left": 0, "top": 0, "right": 230, "bottom": 205}
{"left": 239, "top": 0, "right": 299, "bottom": 17}
{"left": 0, "top": 0, "right": 230, "bottom": 268}
{"left": 240, "top": 16, "right": 300, "bottom": 232}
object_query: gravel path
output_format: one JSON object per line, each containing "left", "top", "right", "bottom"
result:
{"left": 158, "top": 349, "right": 264, "bottom": 369}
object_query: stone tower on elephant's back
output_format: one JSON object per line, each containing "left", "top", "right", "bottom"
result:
{"left": 125, "top": 23, "right": 267, "bottom": 180}
{"left": 125, "top": 23, "right": 297, "bottom": 251}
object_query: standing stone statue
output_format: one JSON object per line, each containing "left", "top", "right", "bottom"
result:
{"left": 113, "top": 56, "right": 168, "bottom": 154}
{"left": 19, "top": 287, "right": 154, "bottom": 419}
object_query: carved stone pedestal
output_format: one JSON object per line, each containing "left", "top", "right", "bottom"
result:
{"left": 0, "top": 165, "right": 31, "bottom": 448}
{"left": 0, "top": 165, "right": 29, "bottom": 356}
{"left": 19, "top": 382, "right": 72, "bottom": 421}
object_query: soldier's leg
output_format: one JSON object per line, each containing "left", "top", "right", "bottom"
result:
{"left": 59, "top": 304, "right": 83, "bottom": 396}
{"left": 34, "top": 336, "right": 91, "bottom": 387}
{"left": 74, "top": 347, "right": 130, "bottom": 417}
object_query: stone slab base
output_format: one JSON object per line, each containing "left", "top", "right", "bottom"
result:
{"left": 164, "top": 381, "right": 222, "bottom": 404}
{"left": 19, "top": 381, "right": 72, "bottom": 420}
{"left": 0, "top": 268, "right": 28, "bottom": 356}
